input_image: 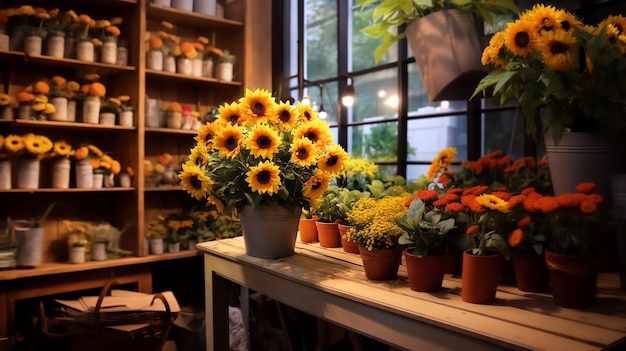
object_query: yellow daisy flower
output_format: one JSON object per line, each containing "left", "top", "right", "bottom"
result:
{"left": 213, "top": 123, "right": 244, "bottom": 159}
{"left": 4, "top": 135, "right": 24, "bottom": 153}
{"left": 475, "top": 194, "right": 510, "bottom": 213}
{"left": 245, "top": 123, "right": 281, "bottom": 159}
{"left": 178, "top": 163, "right": 212, "bottom": 200}
{"left": 317, "top": 144, "right": 348, "bottom": 174}
{"left": 245, "top": 160, "right": 281, "bottom": 195}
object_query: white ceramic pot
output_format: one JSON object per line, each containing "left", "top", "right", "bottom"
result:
{"left": 119, "top": 110, "right": 133, "bottom": 126}
{"left": 202, "top": 58, "right": 214, "bottom": 78}
{"left": 92, "top": 173, "right": 104, "bottom": 189}
{"left": 50, "top": 97, "right": 67, "bottom": 121}
{"left": 120, "top": 173, "right": 131, "bottom": 187}
{"left": 146, "top": 49, "right": 164, "bottom": 70}
{"left": 46, "top": 32, "right": 65, "bottom": 58}
{"left": 103, "top": 173, "right": 114, "bottom": 187}
{"left": 76, "top": 40, "right": 95, "bottom": 62}
{"left": 0, "top": 34, "right": 9, "bottom": 51}
{"left": 100, "top": 40, "right": 117, "bottom": 64}
{"left": 17, "top": 158, "right": 40, "bottom": 189}
{"left": 69, "top": 246, "right": 86, "bottom": 264}
{"left": 75, "top": 159, "right": 93, "bottom": 188}
{"left": 1, "top": 106, "right": 13, "bottom": 120}
{"left": 82, "top": 96, "right": 100, "bottom": 124}
{"left": 177, "top": 57, "right": 193, "bottom": 76}
{"left": 194, "top": 0, "right": 216, "bottom": 15}
{"left": 192, "top": 58, "right": 203, "bottom": 77}
{"left": 167, "top": 241, "right": 180, "bottom": 253}
{"left": 24, "top": 35, "right": 42, "bottom": 56}
{"left": 14, "top": 225, "right": 43, "bottom": 267}
{"left": 91, "top": 241, "right": 107, "bottom": 261}
{"left": 145, "top": 97, "right": 160, "bottom": 127}
{"left": 52, "top": 158, "right": 71, "bottom": 189}
{"left": 18, "top": 105, "right": 31, "bottom": 120}
{"left": 66, "top": 100, "right": 77, "bottom": 122}
{"left": 150, "top": 238, "right": 164, "bottom": 255}
{"left": 216, "top": 62, "right": 233, "bottom": 81}
{"left": 164, "top": 55, "right": 176, "bottom": 73}
{"left": 171, "top": 0, "right": 193, "bottom": 11}
{"left": 99, "top": 112, "right": 116, "bottom": 126}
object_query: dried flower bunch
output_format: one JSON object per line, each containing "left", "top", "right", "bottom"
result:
{"left": 179, "top": 88, "right": 348, "bottom": 214}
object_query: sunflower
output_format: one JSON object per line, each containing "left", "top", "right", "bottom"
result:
{"left": 475, "top": 194, "right": 510, "bottom": 213}
{"left": 302, "top": 170, "right": 331, "bottom": 204}
{"left": 245, "top": 123, "right": 281, "bottom": 159}
{"left": 426, "top": 147, "right": 457, "bottom": 180}
{"left": 297, "top": 101, "right": 315, "bottom": 122}
{"left": 179, "top": 163, "right": 212, "bottom": 200}
{"left": 504, "top": 20, "right": 538, "bottom": 57}
{"left": 194, "top": 123, "right": 215, "bottom": 150}
{"left": 217, "top": 101, "right": 245, "bottom": 126}
{"left": 538, "top": 29, "right": 578, "bottom": 71}
{"left": 213, "top": 123, "right": 244, "bottom": 159}
{"left": 290, "top": 137, "right": 317, "bottom": 167}
{"left": 317, "top": 144, "right": 348, "bottom": 174}
{"left": 23, "top": 134, "right": 52, "bottom": 156}
{"left": 207, "top": 195, "right": 225, "bottom": 214}
{"left": 294, "top": 118, "right": 333, "bottom": 150}
{"left": 4, "top": 135, "right": 24, "bottom": 153}
{"left": 274, "top": 101, "right": 299, "bottom": 131}
{"left": 188, "top": 143, "right": 209, "bottom": 166}
{"left": 519, "top": 4, "right": 560, "bottom": 33}
{"left": 53, "top": 140, "right": 74, "bottom": 158}
{"left": 599, "top": 15, "right": 626, "bottom": 35}
{"left": 0, "top": 93, "right": 12, "bottom": 106}
{"left": 239, "top": 88, "right": 276, "bottom": 125}
{"left": 481, "top": 31, "right": 507, "bottom": 67}
{"left": 245, "top": 160, "right": 281, "bottom": 195}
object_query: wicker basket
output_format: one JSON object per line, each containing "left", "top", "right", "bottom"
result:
{"left": 39, "top": 280, "right": 176, "bottom": 351}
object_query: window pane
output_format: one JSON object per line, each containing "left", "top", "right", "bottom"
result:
{"left": 347, "top": 121, "right": 398, "bottom": 163}
{"left": 352, "top": 0, "right": 393, "bottom": 71}
{"left": 407, "top": 116, "right": 467, "bottom": 163}
{"left": 306, "top": 0, "right": 337, "bottom": 80}
{"left": 351, "top": 69, "right": 398, "bottom": 123}
{"left": 482, "top": 106, "right": 525, "bottom": 159}
{"left": 406, "top": 164, "right": 430, "bottom": 182}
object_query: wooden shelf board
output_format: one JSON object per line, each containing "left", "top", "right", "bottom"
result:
{"left": 0, "top": 187, "right": 134, "bottom": 194}
{"left": 145, "top": 186, "right": 183, "bottom": 192}
{"left": 0, "top": 249, "right": 200, "bottom": 281}
{"left": 145, "top": 127, "right": 198, "bottom": 135}
{"left": 147, "top": 4, "right": 243, "bottom": 28}
{"left": 11, "top": 119, "right": 136, "bottom": 131}
{"left": 0, "top": 51, "right": 136, "bottom": 73}
{"left": 145, "top": 69, "right": 242, "bottom": 86}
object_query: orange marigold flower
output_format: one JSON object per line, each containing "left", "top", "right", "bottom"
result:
{"left": 496, "top": 155, "right": 511, "bottom": 166}
{"left": 461, "top": 194, "right": 476, "bottom": 207}
{"left": 470, "top": 160, "right": 485, "bottom": 175}
{"left": 488, "top": 158, "right": 497, "bottom": 169}
{"left": 416, "top": 190, "right": 439, "bottom": 202}
{"left": 472, "top": 185, "right": 489, "bottom": 196}
{"left": 444, "top": 170, "right": 456, "bottom": 175}
{"left": 504, "top": 164, "right": 518, "bottom": 173}
{"left": 507, "top": 194, "right": 527, "bottom": 209}
{"left": 106, "top": 26, "right": 121, "bottom": 36}
{"left": 17, "top": 91, "right": 34, "bottom": 103}
{"left": 433, "top": 198, "right": 448, "bottom": 207}
{"left": 492, "top": 191, "right": 511, "bottom": 201}
{"left": 538, "top": 159, "right": 549, "bottom": 166}
{"left": 538, "top": 196, "right": 559, "bottom": 213}
{"left": 89, "top": 82, "right": 106, "bottom": 97}
{"left": 437, "top": 174, "right": 451, "bottom": 186}
{"left": 493, "top": 187, "right": 507, "bottom": 192}
{"left": 445, "top": 202, "right": 464, "bottom": 213}
{"left": 523, "top": 198, "right": 539, "bottom": 212}
{"left": 517, "top": 216, "right": 532, "bottom": 228}
{"left": 34, "top": 81, "right": 50, "bottom": 94}
{"left": 150, "top": 36, "right": 163, "bottom": 49}
{"left": 588, "top": 194, "right": 603, "bottom": 205}
{"left": 448, "top": 188, "right": 463, "bottom": 195}
{"left": 466, "top": 225, "right": 479, "bottom": 235}
{"left": 487, "top": 150, "right": 503, "bottom": 158}
{"left": 441, "top": 193, "right": 459, "bottom": 202}
{"left": 580, "top": 200, "right": 598, "bottom": 214}
{"left": 576, "top": 182, "right": 596, "bottom": 194}
{"left": 521, "top": 187, "right": 536, "bottom": 196}
{"left": 525, "top": 157, "right": 537, "bottom": 169}
{"left": 556, "top": 193, "right": 582, "bottom": 208}
{"left": 469, "top": 201, "right": 485, "bottom": 213}
{"left": 508, "top": 228, "right": 523, "bottom": 247}
{"left": 404, "top": 195, "right": 417, "bottom": 207}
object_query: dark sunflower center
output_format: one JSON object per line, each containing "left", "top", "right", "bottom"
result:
{"left": 616, "top": 24, "right": 624, "bottom": 35}
{"left": 252, "top": 101, "right": 265, "bottom": 116}
{"left": 257, "top": 135, "right": 271, "bottom": 149}
{"left": 228, "top": 114, "right": 239, "bottom": 124}
{"left": 311, "top": 181, "right": 321, "bottom": 190}
{"left": 560, "top": 21, "right": 571, "bottom": 31}
{"left": 541, "top": 18, "right": 553, "bottom": 32}
{"left": 304, "top": 131, "right": 318, "bottom": 143}
{"left": 190, "top": 175, "right": 203, "bottom": 189}
{"left": 514, "top": 32, "right": 530, "bottom": 48}
{"left": 225, "top": 136, "right": 238, "bottom": 151}
{"left": 550, "top": 40, "right": 569, "bottom": 55}
{"left": 257, "top": 170, "right": 271, "bottom": 184}
{"left": 297, "top": 147, "right": 309, "bottom": 160}
{"left": 279, "top": 110, "right": 291, "bottom": 123}
{"left": 325, "top": 155, "right": 339, "bottom": 167}
{"left": 32, "top": 142, "right": 40, "bottom": 147}
{"left": 304, "top": 111, "right": 312, "bottom": 120}
{"left": 206, "top": 133, "right": 213, "bottom": 140}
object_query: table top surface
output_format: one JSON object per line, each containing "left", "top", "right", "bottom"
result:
{"left": 198, "top": 236, "right": 626, "bottom": 351}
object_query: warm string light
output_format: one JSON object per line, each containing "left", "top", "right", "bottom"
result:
{"left": 342, "top": 77, "right": 355, "bottom": 107}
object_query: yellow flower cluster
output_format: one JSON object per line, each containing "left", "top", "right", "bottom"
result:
{"left": 179, "top": 88, "right": 348, "bottom": 213}
{"left": 345, "top": 195, "right": 411, "bottom": 251}
{"left": 2, "top": 133, "right": 52, "bottom": 159}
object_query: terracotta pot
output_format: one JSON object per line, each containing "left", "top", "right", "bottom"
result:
{"left": 511, "top": 250, "right": 550, "bottom": 293}
{"left": 404, "top": 248, "right": 447, "bottom": 292}
{"left": 316, "top": 221, "right": 341, "bottom": 248}
{"left": 545, "top": 249, "right": 597, "bottom": 309}
{"left": 358, "top": 245, "right": 402, "bottom": 281}
{"left": 461, "top": 250, "right": 502, "bottom": 304}
{"left": 339, "top": 224, "right": 359, "bottom": 254}
{"left": 298, "top": 217, "right": 318, "bottom": 243}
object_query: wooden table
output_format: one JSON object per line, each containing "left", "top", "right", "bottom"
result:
{"left": 198, "top": 237, "right": 626, "bottom": 351}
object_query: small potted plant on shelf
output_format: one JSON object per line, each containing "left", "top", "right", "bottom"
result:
{"left": 164, "top": 213, "right": 193, "bottom": 253}
{"left": 314, "top": 186, "right": 345, "bottom": 248}
{"left": 335, "top": 187, "right": 371, "bottom": 253}
{"left": 356, "top": 0, "right": 519, "bottom": 101}
{"left": 63, "top": 220, "right": 90, "bottom": 264}
{"left": 0, "top": 93, "right": 13, "bottom": 120}
{"left": 215, "top": 49, "right": 235, "bottom": 81}
{"left": 397, "top": 196, "right": 457, "bottom": 292}
{"left": 145, "top": 217, "right": 167, "bottom": 255}
{"left": 99, "top": 96, "right": 120, "bottom": 126}
{"left": 117, "top": 95, "right": 134, "bottom": 126}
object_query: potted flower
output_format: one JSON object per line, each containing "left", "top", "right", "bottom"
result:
{"left": 166, "top": 102, "right": 183, "bottom": 128}
{"left": 117, "top": 95, "right": 134, "bottom": 126}
{"left": 97, "top": 17, "right": 122, "bottom": 64}
{"left": 7, "top": 133, "right": 53, "bottom": 189}
{"left": 0, "top": 93, "right": 13, "bottom": 120}
{"left": 397, "top": 197, "right": 457, "bottom": 291}
{"left": 344, "top": 195, "right": 411, "bottom": 280}
{"left": 48, "top": 76, "right": 69, "bottom": 121}
{"left": 99, "top": 97, "right": 121, "bottom": 126}
{"left": 533, "top": 182, "right": 608, "bottom": 308}
{"left": 314, "top": 186, "right": 345, "bottom": 248}
{"left": 119, "top": 165, "right": 134, "bottom": 187}
{"left": 12, "top": 202, "right": 56, "bottom": 268}
{"left": 63, "top": 220, "right": 89, "bottom": 264}
{"left": 335, "top": 187, "right": 371, "bottom": 253}
{"left": 145, "top": 217, "right": 167, "bottom": 255}
{"left": 473, "top": 6, "right": 626, "bottom": 196}
{"left": 75, "top": 13, "right": 95, "bottom": 61}
{"left": 298, "top": 206, "right": 319, "bottom": 243}
{"left": 356, "top": 0, "right": 519, "bottom": 101}
{"left": 48, "top": 140, "right": 74, "bottom": 189}
{"left": 80, "top": 80, "right": 106, "bottom": 124}
{"left": 179, "top": 88, "right": 348, "bottom": 258}
{"left": 164, "top": 214, "right": 194, "bottom": 253}
{"left": 215, "top": 49, "right": 235, "bottom": 81}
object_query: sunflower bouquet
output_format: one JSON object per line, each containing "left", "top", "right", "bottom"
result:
{"left": 473, "top": 5, "right": 626, "bottom": 142}
{"left": 179, "top": 88, "right": 348, "bottom": 215}
{"left": 3, "top": 133, "right": 53, "bottom": 159}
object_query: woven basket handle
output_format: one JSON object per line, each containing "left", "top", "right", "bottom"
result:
{"left": 151, "top": 293, "right": 172, "bottom": 317}
{"left": 93, "top": 279, "right": 119, "bottom": 326}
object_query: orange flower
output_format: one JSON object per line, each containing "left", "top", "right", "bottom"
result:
{"left": 169, "top": 102, "right": 182, "bottom": 112}
{"left": 90, "top": 158, "right": 101, "bottom": 169}
{"left": 507, "top": 228, "right": 523, "bottom": 247}
{"left": 437, "top": 173, "right": 451, "bottom": 186}
{"left": 576, "top": 182, "right": 596, "bottom": 194}
{"left": 507, "top": 194, "right": 527, "bottom": 209}
{"left": 89, "top": 82, "right": 106, "bottom": 97}
{"left": 445, "top": 202, "right": 464, "bottom": 213}
{"left": 466, "top": 225, "right": 479, "bottom": 235}
{"left": 51, "top": 76, "right": 66, "bottom": 86}
{"left": 491, "top": 191, "right": 511, "bottom": 201}
{"left": 105, "top": 26, "right": 121, "bottom": 36}
{"left": 517, "top": 216, "right": 531, "bottom": 228}
{"left": 75, "top": 146, "right": 89, "bottom": 160}
{"left": 580, "top": 200, "right": 598, "bottom": 214}
{"left": 17, "top": 92, "right": 34, "bottom": 103}
{"left": 537, "top": 196, "right": 559, "bottom": 213}
{"left": 415, "top": 190, "right": 439, "bottom": 202}
{"left": 34, "top": 81, "right": 50, "bottom": 94}
{"left": 149, "top": 36, "right": 163, "bottom": 49}
{"left": 79, "top": 14, "right": 91, "bottom": 23}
